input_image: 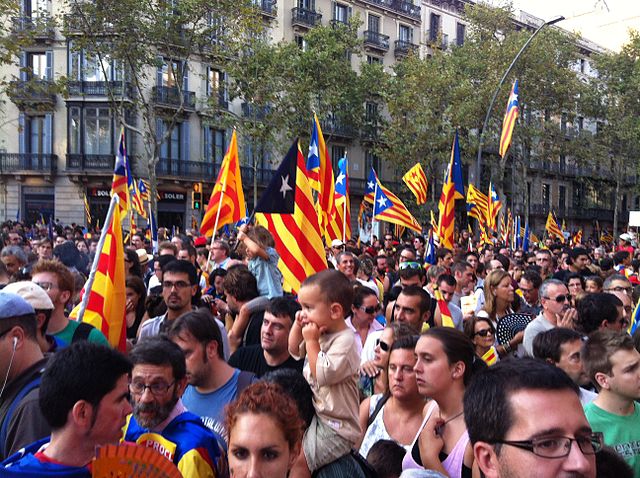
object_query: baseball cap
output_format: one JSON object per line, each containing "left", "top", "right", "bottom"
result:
{"left": 331, "top": 239, "right": 344, "bottom": 248}
{"left": 3, "top": 281, "right": 54, "bottom": 310}
{"left": 620, "top": 233, "right": 633, "bottom": 242}
{"left": 0, "top": 291, "right": 35, "bottom": 319}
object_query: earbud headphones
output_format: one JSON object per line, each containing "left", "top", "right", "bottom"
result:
{"left": 12, "top": 337, "right": 18, "bottom": 349}
{"left": 0, "top": 336, "right": 19, "bottom": 400}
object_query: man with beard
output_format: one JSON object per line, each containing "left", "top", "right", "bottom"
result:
{"left": 124, "top": 336, "right": 227, "bottom": 477}
{"left": 168, "top": 309, "right": 255, "bottom": 437}
{"left": 523, "top": 279, "right": 577, "bottom": 357}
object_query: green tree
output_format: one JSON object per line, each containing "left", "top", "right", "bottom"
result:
{"left": 61, "top": 0, "right": 265, "bottom": 213}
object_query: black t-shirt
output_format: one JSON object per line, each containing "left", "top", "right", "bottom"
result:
{"left": 228, "top": 344, "right": 303, "bottom": 378}
{"left": 243, "top": 310, "right": 265, "bottom": 348}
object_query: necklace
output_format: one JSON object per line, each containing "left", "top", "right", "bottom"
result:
{"left": 436, "top": 410, "right": 464, "bottom": 436}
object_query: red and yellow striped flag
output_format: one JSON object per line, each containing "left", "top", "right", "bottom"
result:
{"left": 466, "top": 183, "right": 488, "bottom": 224}
{"left": 73, "top": 204, "right": 127, "bottom": 351}
{"left": 545, "top": 212, "right": 564, "bottom": 243}
{"left": 403, "top": 163, "right": 428, "bottom": 205}
{"left": 481, "top": 346, "right": 498, "bottom": 366}
{"left": 111, "top": 128, "right": 130, "bottom": 215}
{"left": 306, "top": 114, "right": 336, "bottom": 238}
{"left": 434, "top": 288, "right": 455, "bottom": 328}
{"left": 437, "top": 134, "right": 461, "bottom": 250}
{"left": 257, "top": 141, "right": 327, "bottom": 293}
{"left": 499, "top": 79, "right": 519, "bottom": 158}
{"left": 200, "top": 130, "right": 246, "bottom": 237}
{"left": 325, "top": 157, "right": 351, "bottom": 243}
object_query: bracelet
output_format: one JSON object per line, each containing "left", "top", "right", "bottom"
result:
{"left": 503, "top": 342, "right": 512, "bottom": 353}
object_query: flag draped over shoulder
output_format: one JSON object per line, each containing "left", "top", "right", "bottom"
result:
{"left": 499, "top": 79, "right": 519, "bottom": 158}
{"left": 256, "top": 140, "right": 327, "bottom": 293}
{"left": 306, "top": 114, "right": 336, "bottom": 237}
{"left": 326, "top": 157, "right": 351, "bottom": 242}
{"left": 545, "top": 212, "right": 564, "bottom": 242}
{"left": 111, "top": 128, "right": 130, "bottom": 214}
{"left": 487, "top": 182, "right": 502, "bottom": 230}
{"left": 434, "top": 288, "right": 455, "bottom": 328}
{"left": 200, "top": 130, "right": 246, "bottom": 237}
{"left": 402, "top": 163, "right": 428, "bottom": 205}
{"left": 466, "top": 183, "right": 488, "bottom": 224}
{"left": 74, "top": 202, "right": 127, "bottom": 351}
{"left": 437, "top": 132, "right": 463, "bottom": 249}
{"left": 371, "top": 170, "right": 422, "bottom": 233}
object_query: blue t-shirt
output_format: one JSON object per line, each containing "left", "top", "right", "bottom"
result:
{"left": 182, "top": 369, "right": 241, "bottom": 437}
{"left": 248, "top": 246, "right": 283, "bottom": 299}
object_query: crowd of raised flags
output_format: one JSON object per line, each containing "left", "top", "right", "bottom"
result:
{"left": 72, "top": 81, "right": 619, "bottom": 352}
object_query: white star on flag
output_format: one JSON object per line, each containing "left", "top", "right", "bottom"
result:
{"left": 336, "top": 172, "right": 346, "bottom": 186}
{"left": 280, "top": 174, "right": 293, "bottom": 198}
{"left": 367, "top": 181, "right": 375, "bottom": 190}
{"left": 377, "top": 196, "right": 388, "bottom": 208}
{"left": 308, "top": 141, "right": 318, "bottom": 159}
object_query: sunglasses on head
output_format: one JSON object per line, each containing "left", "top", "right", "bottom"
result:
{"left": 399, "top": 261, "right": 422, "bottom": 271}
{"left": 360, "top": 304, "right": 381, "bottom": 314}
{"left": 474, "top": 328, "right": 494, "bottom": 337}
{"left": 376, "top": 338, "right": 391, "bottom": 352}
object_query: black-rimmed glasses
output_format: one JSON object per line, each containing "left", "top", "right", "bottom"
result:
{"left": 493, "top": 432, "right": 603, "bottom": 458}
{"left": 129, "top": 381, "right": 176, "bottom": 396}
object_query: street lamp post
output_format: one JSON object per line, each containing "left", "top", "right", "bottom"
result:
{"left": 474, "top": 15, "right": 565, "bottom": 185}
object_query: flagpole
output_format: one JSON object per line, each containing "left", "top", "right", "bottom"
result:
{"left": 342, "top": 155, "right": 348, "bottom": 243}
{"left": 371, "top": 181, "right": 378, "bottom": 244}
{"left": 76, "top": 194, "right": 119, "bottom": 324}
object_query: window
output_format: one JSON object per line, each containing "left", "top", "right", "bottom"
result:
{"left": 456, "top": 23, "right": 465, "bottom": 46}
{"left": 27, "top": 52, "right": 47, "bottom": 79}
{"left": 365, "top": 150, "right": 380, "bottom": 174}
{"left": 294, "top": 35, "right": 308, "bottom": 50}
{"left": 429, "top": 13, "right": 440, "bottom": 42}
{"left": 368, "top": 14, "right": 380, "bottom": 33}
{"left": 333, "top": 3, "right": 349, "bottom": 23}
{"left": 573, "top": 183, "right": 582, "bottom": 208}
{"left": 84, "top": 107, "right": 112, "bottom": 155}
{"left": 19, "top": 113, "right": 52, "bottom": 155}
{"left": 559, "top": 185, "right": 566, "bottom": 211}
{"left": 68, "top": 48, "right": 124, "bottom": 82}
{"left": 203, "top": 127, "right": 225, "bottom": 165}
{"left": 159, "top": 59, "right": 187, "bottom": 89}
{"left": 365, "top": 102, "right": 378, "bottom": 123}
{"left": 399, "top": 24, "right": 413, "bottom": 43}
{"left": 542, "top": 183, "right": 550, "bottom": 209}
{"left": 297, "top": 0, "right": 314, "bottom": 9}
{"left": 28, "top": 116, "right": 46, "bottom": 154}
{"left": 161, "top": 123, "right": 181, "bottom": 160}
{"left": 367, "top": 55, "right": 381, "bottom": 65}
{"left": 24, "top": 0, "right": 49, "bottom": 18}
{"left": 206, "top": 67, "right": 227, "bottom": 106}
{"left": 331, "top": 145, "right": 345, "bottom": 172}
{"left": 69, "top": 107, "right": 81, "bottom": 154}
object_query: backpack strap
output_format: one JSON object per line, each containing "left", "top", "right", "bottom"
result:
{"left": 236, "top": 370, "right": 255, "bottom": 395}
{"left": 366, "top": 393, "right": 390, "bottom": 428}
{"left": 71, "top": 322, "right": 94, "bottom": 343}
{"left": 0, "top": 376, "right": 42, "bottom": 449}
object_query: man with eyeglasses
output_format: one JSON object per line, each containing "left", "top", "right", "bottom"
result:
{"left": 523, "top": 279, "right": 576, "bottom": 357}
{"left": 138, "top": 260, "right": 200, "bottom": 340}
{"left": 535, "top": 249, "right": 554, "bottom": 279}
{"left": 124, "top": 336, "right": 227, "bottom": 477}
{"left": 576, "top": 293, "right": 628, "bottom": 335}
{"left": 518, "top": 270, "right": 543, "bottom": 316}
{"left": 464, "top": 358, "right": 600, "bottom": 478}
{"left": 583, "top": 330, "right": 640, "bottom": 475}
{"left": 603, "top": 273, "right": 634, "bottom": 299}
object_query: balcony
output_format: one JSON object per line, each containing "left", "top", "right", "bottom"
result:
{"left": 157, "top": 158, "right": 215, "bottom": 179}
{"left": 6, "top": 80, "right": 56, "bottom": 110}
{"left": 291, "top": 7, "right": 322, "bottom": 29}
{"left": 360, "top": 123, "right": 380, "bottom": 143}
{"left": 394, "top": 39, "right": 418, "bottom": 58}
{"left": 241, "top": 103, "right": 271, "bottom": 121}
{"left": 363, "top": 30, "right": 390, "bottom": 52}
{"left": 529, "top": 203, "right": 614, "bottom": 221}
{"left": 361, "top": 0, "right": 420, "bottom": 21}
{"left": 152, "top": 86, "right": 196, "bottom": 111}
{"left": 320, "top": 118, "right": 356, "bottom": 139}
{"left": 426, "top": 30, "right": 449, "bottom": 50}
{"left": 67, "top": 154, "right": 116, "bottom": 172}
{"left": 67, "top": 81, "right": 135, "bottom": 99}
{"left": 0, "top": 153, "right": 57, "bottom": 176}
{"left": 11, "top": 16, "right": 55, "bottom": 42}
{"left": 253, "top": 0, "right": 277, "bottom": 18}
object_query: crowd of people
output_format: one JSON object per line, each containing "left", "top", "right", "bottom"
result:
{"left": 1, "top": 217, "right": 639, "bottom": 477}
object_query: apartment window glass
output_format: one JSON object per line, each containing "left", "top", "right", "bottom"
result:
{"left": 399, "top": 24, "right": 412, "bottom": 43}
{"left": 25, "top": 0, "right": 49, "bottom": 18}
{"left": 294, "top": 35, "right": 308, "bottom": 50}
{"left": 27, "top": 52, "right": 47, "bottom": 79}
{"left": 161, "top": 60, "right": 182, "bottom": 88}
{"left": 367, "top": 55, "right": 381, "bottom": 65}
{"left": 204, "top": 127, "right": 225, "bottom": 165}
{"left": 69, "top": 107, "right": 81, "bottom": 154}
{"left": 456, "top": 23, "right": 465, "bottom": 46}
{"left": 542, "top": 183, "right": 550, "bottom": 209}
{"left": 84, "top": 107, "right": 112, "bottom": 155}
{"left": 368, "top": 14, "right": 380, "bottom": 32}
{"left": 559, "top": 185, "right": 566, "bottom": 210}
{"left": 28, "top": 116, "right": 45, "bottom": 154}
{"left": 331, "top": 145, "right": 345, "bottom": 172}
{"left": 161, "top": 123, "right": 181, "bottom": 159}
{"left": 297, "top": 0, "right": 314, "bottom": 9}
{"left": 365, "top": 102, "right": 378, "bottom": 123}
{"left": 365, "top": 150, "right": 380, "bottom": 173}
{"left": 429, "top": 13, "right": 440, "bottom": 41}
{"left": 333, "top": 3, "right": 348, "bottom": 23}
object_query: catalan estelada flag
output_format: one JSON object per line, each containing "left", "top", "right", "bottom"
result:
{"left": 545, "top": 212, "right": 564, "bottom": 242}
{"left": 437, "top": 132, "right": 463, "bottom": 249}
{"left": 306, "top": 114, "right": 336, "bottom": 237}
{"left": 72, "top": 200, "right": 127, "bottom": 351}
{"left": 200, "top": 130, "right": 246, "bottom": 237}
{"left": 111, "top": 128, "right": 130, "bottom": 214}
{"left": 487, "top": 182, "right": 502, "bottom": 230}
{"left": 466, "top": 183, "right": 488, "bottom": 224}
{"left": 326, "top": 157, "right": 351, "bottom": 243}
{"left": 371, "top": 171, "right": 422, "bottom": 233}
{"left": 499, "top": 79, "right": 519, "bottom": 158}
{"left": 256, "top": 139, "right": 327, "bottom": 293}
{"left": 434, "top": 287, "right": 455, "bottom": 328}
{"left": 403, "top": 163, "right": 428, "bottom": 205}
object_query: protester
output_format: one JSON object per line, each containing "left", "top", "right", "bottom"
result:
{"left": 463, "top": 316, "right": 498, "bottom": 365}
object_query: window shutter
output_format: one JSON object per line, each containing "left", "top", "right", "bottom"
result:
{"left": 182, "top": 61, "right": 189, "bottom": 91}
{"left": 181, "top": 121, "right": 190, "bottom": 161}
{"left": 20, "top": 52, "right": 27, "bottom": 81}
{"left": 45, "top": 51, "right": 53, "bottom": 80}
{"left": 19, "top": 113, "right": 26, "bottom": 154}
{"left": 43, "top": 114, "right": 53, "bottom": 154}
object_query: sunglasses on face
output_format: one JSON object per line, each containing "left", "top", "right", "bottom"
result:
{"left": 544, "top": 294, "right": 570, "bottom": 303}
{"left": 360, "top": 304, "right": 381, "bottom": 314}
{"left": 474, "top": 328, "right": 494, "bottom": 337}
{"left": 376, "top": 339, "right": 391, "bottom": 352}
{"left": 399, "top": 261, "right": 422, "bottom": 271}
